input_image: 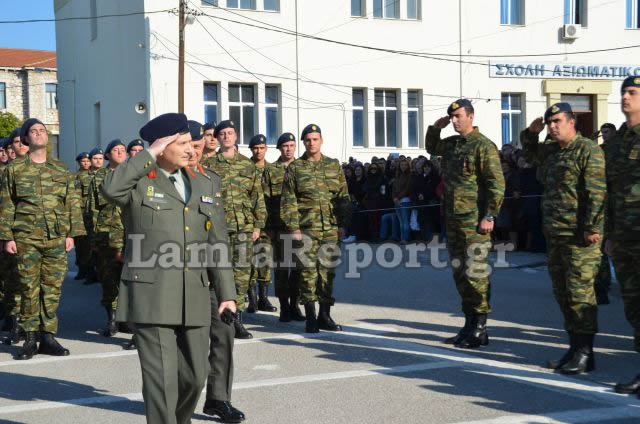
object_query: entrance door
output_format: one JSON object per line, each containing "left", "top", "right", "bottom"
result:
{"left": 561, "top": 94, "right": 595, "bottom": 138}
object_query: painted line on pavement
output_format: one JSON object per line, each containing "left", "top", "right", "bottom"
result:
{"left": 454, "top": 405, "right": 640, "bottom": 424}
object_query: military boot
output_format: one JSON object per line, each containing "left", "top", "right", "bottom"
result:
{"left": 456, "top": 314, "right": 489, "bottom": 349}
{"left": 318, "top": 304, "right": 343, "bottom": 331}
{"left": 83, "top": 266, "right": 99, "bottom": 285}
{"left": 38, "top": 332, "right": 70, "bottom": 356}
{"left": 304, "top": 302, "right": 319, "bottom": 333}
{"left": 559, "top": 333, "right": 595, "bottom": 374}
{"left": 103, "top": 307, "right": 118, "bottom": 337}
{"left": 0, "top": 303, "right": 5, "bottom": 323}
{"left": 615, "top": 374, "right": 640, "bottom": 394}
{"left": 290, "top": 295, "right": 305, "bottom": 321}
{"left": 444, "top": 314, "right": 473, "bottom": 345}
{"left": 124, "top": 335, "right": 137, "bottom": 350}
{"left": 233, "top": 312, "right": 253, "bottom": 339}
{"left": 118, "top": 322, "right": 133, "bottom": 334}
{"left": 16, "top": 331, "right": 39, "bottom": 360}
{"left": 279, "top": 296, "right": 291, "bottom": 322}
{"left": 74, "top": 265, "right": 88, "bottom": 280}
{"left": 246, "top": 286, "right": 258, "bottom": 313}
{"left": 1, "top": 315, "right": 11, "bottom": 332}
{"left": 3, "top": 316, "right": 25, "bottom": 345}
{"left": 258, "top": 283, "right": 277, "bottom": 312}
{"left": 595, "top": 290, "right": 610, "bottom": 305}
{"left": 546, "top": 332, "right": 576, "bottom": 369}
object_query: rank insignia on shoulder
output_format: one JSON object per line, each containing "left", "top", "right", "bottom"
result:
{"left": 147, "top": 186, "right": 155, "bottom": 197}
{"left": 205, "top": 220, "right": 212, "bottom": 231}
{"left": 201, "top": 196, "right": 214, "bottom": 204}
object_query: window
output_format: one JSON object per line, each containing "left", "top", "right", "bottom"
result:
{"left": 373, "top": 0, "right": 399, "bottom": 18}
{"left": 227, "top": 0, "right": 256, "bottom": 9}
{"left": 264, "top": 0, "right": 279, "bottom": 11}
{"left": 90, "top": 0, "right": 97, "bottom": 40}
{"left": 0, "top": 83, "right": 5, "bottom": 109}
{"left": 627, "top": 0, "right": 640, "bottom": 28}
{"left": 201, "top": 0, "right": 218, "bottom": 5}
{"left": 374, "top": 89, "right": 398, "bottom": 147}
{"left": 352, "top": 89, "right": 365, "bottom": 147}
{"left": 50, "top": 134, "right": 59, "bottom": 158}
{"left": 228, "top": 83, "right": 255, "bottom": 145}
{"left": 564, "top": 0, "right": 587, "bottom": 26}
{"left": 204, "top": 83, "right": 218, "bottom": 125}
{"left": 45, "top": 83, "right": 57, "bottom": 109}
{"left": 407, "top": 0, "right": 420, "bottom": 20}
{"left": 265, "top": 85, "right": 280, "bottom": 145}
{"left": 501, "top": 93, "right": 523, "bottom": 145}
{"left": 351, "top": 0, "right": 365, "bottom": 16}
{"left": 500, "top": 0, "right": 524, "bottom": 25}
{"left": 407, "top": 90, "right": 421, "bottom": 148}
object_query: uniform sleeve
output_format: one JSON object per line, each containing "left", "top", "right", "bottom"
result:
{"left": 333, "top": 161, "right": 352, "bottom": 228}
{"left": 425, "top": 126, "right": 448, "bottom": 157}
{"left": 520, "top": 128, "right": 546, "bottom": 166}
{"left": 86, "top": 175, "right": 98, "bottom": 243}
{"left": 263, "top": 167, "right": 274, "bottom": 230}
{"left": 280, "top": 164, "right": 300, "bottom": 231}
{"left": 108, "top": 206, "right": 125, "bottom": 251}
{"left": 101, "top": 150, "right": 154, "bottom": 207}
{"left": 0, "top": 167, "right": 16, "bottom": 241}
{"left": 603, "top": 145, "right": 613, "bottom": 238}
{"left": 581, "top": 143, "right": 607, "bottom": 234}
{"left": 479, "top": 142, "right": 505, "bottom": 218}
{"left": 66, "top": 171, "right": 87, "bottom": 238}
{"left": 249, "top": 165, "right": 266, "bottom": 230}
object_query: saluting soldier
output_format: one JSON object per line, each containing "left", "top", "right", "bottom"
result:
{"left": 101, "top": 113, "right": 239, "bottom": 424}
{"left": 201, "top": 122, "right": 218, "bottom": 160}
{"left": 280, "top": 124, "right": 352, "bottom": 333}
{"left": 522, "top": 103, "right": 606, "bottom": 374}
{"left": 0, "top": 118, "right": 85, "bottom": 360}
{"left": 201, "top": 120, "right": 267, "bottom": 340}
{"left": 73, "top": 152, "right": 93, "bottom": 281}
{"left": 127, "top": 139, "right": 145, "bottom": 158}
{"left": 426, "top": 99, "right": 505, "bottom": 349}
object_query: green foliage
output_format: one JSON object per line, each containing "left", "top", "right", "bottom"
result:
{"left": 0, "top": 112, "right": 22, "bottom": 138}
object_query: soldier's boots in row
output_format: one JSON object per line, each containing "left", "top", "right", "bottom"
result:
{"left": 278, "top": 295, "right": 306, "bottom": 322}
{"left": 233, "top": 312, "right": 253, "bottom": 339}
{"left": 103, "top": 307, "right": 118, "bottom": 337}
{"left": 17, "top": 331, "right": 70, "bottom": 360}
{"left": 546, "top": 332, "right": 576, "bottom": 370}
{"left": 444, "top": 314, "right": 473, "bottom": 345}
{"left": 203, "top": 399, "right": 245, "bottom": 423}
{"left": 83, "top": 267, "right": 99, "bottom": 285}
{"left": 246, "top": 286, "right": 258, "bottom": 313}
{"left": 1, "top": 314, "right": 11, "bottom": 332}
{"left": 3, "top": 316, "right": 25, "bottom": 345}
{"left": 448, "top": 314, "right": 489, "bottom": 349}
{"left": 74, "top": 265, "right": 89, "bottom": 281}
{"left": 124, "top": 335, "right": 137, "bottom": 350}
{"left": 0, "top": 303, "right": 5, "bottom": 323}
{"left": 595, "top": 289, "right": 610, "bottom": 305}
{"left": 557, "top": 333, "right": 595, "bottom": 375}
{"left": 304, "top": 302, "right": 319, "bottom": 333}
{"left": 615, "top": 374, "right": 640, "bottom": 395}
{"left": 246, "top": 284, "right": 278, "bottom": 313}
{"left": 318, "top": 304, "right": 342, "bottom": 331}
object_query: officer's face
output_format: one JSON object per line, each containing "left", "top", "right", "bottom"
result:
{"left": 128, "top": 145, "right": 144, "bottom": 157}
{"left": 12, "top": 137, "right": 29, "bottom": 157}
{"left": 78, "top": 158, "right": 91, "bottom": 170}
{"left": 547, "top": 113, "right": 576, "bottom": 142}
{"left": 204, "top": 130, "right": 218, "bottom": 150}
{"left": 188, "top": 139, "right": 205, "bottom": 166}
{"left": 450, "top": 109, "right": 474, "bottom": 134}
{"left": 279, "top": 141, "right": 296, "bottom": 161}
{"left": 622, "top": 87, "right": 640, "bottom": 115}
{"left": 250, "top": 144, "right": 267, "bottom": 161}
{"left": 107, "top": 145, "right": 127, "bottom": 166}
{"left": 160, "top": 132, "right": 193, "bottom": 168}
{"left": 217, "top": 128, "right": 237, "bottom": 149}
{"left": 303, "top": 132, "right": 322, "bottom": 155}
{"left": 91, "top": 155, "right": 104, "bottom": 169}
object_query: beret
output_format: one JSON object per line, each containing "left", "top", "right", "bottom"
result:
{"left": 248, "top": 134, "right": 266, "bottom": 148}
{"left": 621, "top": 75, "right": 640, "bottom": 92}
{"left": 105, "top": 138, "right": 126, "bottom": 155}
{"left": 0, "top": 138, "right": 6, "bottom": 149}
{"left": 277, "top": 132, "right": 296, "bottom": 148}
{"left": 544, "top": 102, "right": 573, "bottom": 123}
{"left": 447, "top": 99, "right": 473, "bottom": 116}
{"left": 127, "top": 138, "right": 145, "bottom": 152}
{"left": 139, "top": 113, "right": 189, "bottom": 144}
{"left": 20, "top": 118, "right": 45, "bottom": 145}
{"left": 89, "top": 148, "right": 104, "bottom": 158}
{"left": 214, "top": 120, "right": 236, "bottom": 138}
{"left": 75, "top": 152, "right": 90, "bottom": 161}
{"left": 187, "top": 120, "right": 204, "bottom": 142}
{"left": 9, "top": 128, "right": 21, "bottom": 143}
{"left": 203, "top": 122, "right": 216, "bottom": 132}
{"left": 301, "top": 124, "right": 321, "bottom": 140}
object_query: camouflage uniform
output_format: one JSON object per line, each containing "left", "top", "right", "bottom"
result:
{"left": 280, "top": 153, "right": 351, "bottom": 305}
{"left": 522, "top": 129, "right": 606, "bottom": 335}
{"left": 74, "top": 169, "right": 94, "bottom": 272}
{"left": 201, "top": 152, "right": 266, "bottom": 312}
{"left": 249, "top": 162, "right": 272, "bottom": 290}
{"left": 0, "top": 164, "right": 19, "bottom": 320}
{"left": 0, "top": 155, "right": 85, "bottom": 334}
{"left": 605, "top": 123, "right": 640, "bottom": 351}
{"left": 425, "top": 127, "right": 504, "bottom": 315}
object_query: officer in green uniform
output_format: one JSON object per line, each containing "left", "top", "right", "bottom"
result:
{"left": 0, "top": 118, "right": 86, "bottom": 360}
{"left": 607, "top": 77, "right": 640, "bottom": 395}
{"left": 426, "top": 99, "right": 505, "bottom": 349}
{"left": 101, "top": 113, "right": 241, "bottom": 424}
{"left": 522, "top": 103, "right": 606, "bottom": 374}
{"left": 247, "top": 134, "right": 277, "bottom": 314}
{"left": 201, "top": 120, "right": 267, "bottom": 340}
{"left": 87, "top": 139, "right": 128, "bottom": 337}
{"left": 280, "top": 124, "right": 352, "bottom": 333}
{"left": 73, "top": 152, "right": 93, "bottom": 281}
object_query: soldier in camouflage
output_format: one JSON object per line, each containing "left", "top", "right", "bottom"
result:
{"left": 522, "top": 102, "right": 606, "bottom": 374}
{"left": 201, "top": 120, "right": 266, "bottom": 339}
{"left": 9, "top": 128, "right": 29, "bottom": 159}
{"left": 426, "top": 99, "right": 505, "bottom": 349}
{"left": 280, "top": 124, "right": 352, "bottom": 333}
{"left": 73, "top": 152, "right": 93, "bottom": 281}
{"left": 201, "top": 122, "right": 218, "bottom": 160}
{"left": 0, "top": 119, "right": 86, "bottom": 360}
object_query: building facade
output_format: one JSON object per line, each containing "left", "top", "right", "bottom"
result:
{"left": 54, "top": 0, "right": 640, "bottom": 165}
{"left": 0, "top": 48, "right": 59, "bottom": 156}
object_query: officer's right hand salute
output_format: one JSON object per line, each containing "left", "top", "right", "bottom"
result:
{"left": 433, "top": 116, "right": 451, "bottom": 129}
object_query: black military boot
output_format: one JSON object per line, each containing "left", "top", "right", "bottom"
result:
{"left": 246, "top": 286, "right": 258, "bottom": 313}
{"left": 318, "top": 304, "right": 343, "bottom": 331}
{"left": 124, "top": 335, "right": 137, "bottom": 350}
{"left": 559, "top": 333, "right": 595, "bottom": 374}
{"left": 304, "top": 302, "right": 319, "bottom": 333}
{"left": 615, "top": 374, "right": 640, "bottom": 394}
{"left": 595, "top": 290, "right": 610, "bottom": 305}
{"left": 1, "top": 315, "right": 11, "bottom": 332}
{"left": 279, "top": 296, "right": 291, "bottom": 322}
{"left": 118, "top": 322, "right": 133, "bottom": 334}
{"left": 38, "top": 332, "right": 70, "bottom": 356}
{"left": 0, "top": 303, "right": 5, "bottom": 323}
{"left": 456, "top": 314, "right": 489, "bottom": 349}
{"left": 3, "top": 316, "right": 25, "bottom": 345}
{"left": 444, "top": 314, "right": 473, "bottom": 345}
{"left": 546, "top": 332, "right": 576, "bottom": 370}
{"left": 233, "top": 312, "right": 253, "bottom": 339}
{"left": 289, "top": 295, "right": 305, "bottom": 321}
{"left": 258, "top": 284, "right": 277, "bottom": 312}
{"left": 74, "top": 265, "right": 88, "bottom": 280}
{"left": 203, "top": 399, "right": 246, "bottom": 422}
{"left": 83, "top": 266, "right": 99, "bottom": 285}
{"left": 103, "top": 307, "right": 118, "bottom": 337}
{"left": 16, "top": 331, "right": 39, "bottom": 360}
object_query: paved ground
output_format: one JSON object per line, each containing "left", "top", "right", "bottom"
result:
{"left": 1, "top": 246, "right": 639, "bottom": 423}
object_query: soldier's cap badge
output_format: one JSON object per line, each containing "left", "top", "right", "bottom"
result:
{"left": 289, "top": 134, "right": 294, "bottom": 140}
{"left": 450, "top": 102, "right": 460, "bottom": 110}
{"left": 551, "top": 105, "right": 560, "bottom": 113}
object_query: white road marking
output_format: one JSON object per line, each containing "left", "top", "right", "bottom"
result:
{"left": 454, "top": 406, "right": 640, "bottom": 424}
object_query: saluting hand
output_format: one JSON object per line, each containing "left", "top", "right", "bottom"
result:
{"left": 148, "top": 132, "right": 180, "bottom": 157}
{"left": 528, "top": 117, "right": 545, "bottom": 134}
{"left": 433, "top": 116, "right": 451, "bottom": 130}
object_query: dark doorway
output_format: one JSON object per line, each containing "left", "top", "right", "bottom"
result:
{"left": 561, "top": 94, "right": 595, "bottom": 138}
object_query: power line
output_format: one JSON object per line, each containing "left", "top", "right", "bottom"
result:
{"left": 0, "top": 9, "right": 173, "bottom": 24}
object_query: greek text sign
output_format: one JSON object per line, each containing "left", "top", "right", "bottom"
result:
{"left": 489, "top": 61, "right": 640, "bottom": 80}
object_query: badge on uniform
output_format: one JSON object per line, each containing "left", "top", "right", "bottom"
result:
{"left": 201, "top": 196, "right": 214, "bottom": 204}
{"left": 214, "top": 192, "right": 222, "bottom": 198}
{"left": 147, "top": 186, "right": 154, "bottom": 197}
{"left": 205, "top": 220, "right": 212, "bottom": 231}
{"left": 629, "top": 148, "right": 640, "bottom": 160}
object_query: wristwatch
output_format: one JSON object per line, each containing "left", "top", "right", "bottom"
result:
{"left": 484, "top": 216, "right": 494, "bottom": 222}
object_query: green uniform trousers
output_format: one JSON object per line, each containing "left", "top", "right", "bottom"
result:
{"left": 0, "top": 252, "right": 19, "bottom": 315}
{"left": 446, "top": 219, "right": 492, "bottom": 314}
{"left": 135, "top": 324, "right": 210, "bottom": 424}
{"left": 594, "top": 253, "right": 612, "bottom": 294}
{"left": 95, "top": 234, "right": 122, "bottom": 310}
{"left": 546, "top": 235, "right": 599, "bottom": 335}
{"left": 16, "top": 237, "right": 67, "bottom": 333}
{"left": 296, "top": 228, "right": 340, "bottom": 305}
{"left": 206, "top": 288, "right": 235, "bottom": 402}
{"left": 273, "top": 231, "right": 301, "bottom": 299}
{"left": 249, "top": 231, "right": 272, "bottom": 287}
{"left": 611, "top": 240, "right": 640, "bottom": 352}
{"left": 229, "top": 232, "right": 253, "bottom": 312}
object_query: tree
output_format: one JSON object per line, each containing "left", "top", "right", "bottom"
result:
{"left": 0, "top": 112, "right": 22, "bottom": 138}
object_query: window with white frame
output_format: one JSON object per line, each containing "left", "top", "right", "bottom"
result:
{"left": 352, "top": 88, "right": 365, "bottom": 147}
{"left": 204, "top": 83, "right": 218, "bottom": 125}
{"left": 407, "top": 0, "right": 420, "bottom": 20}
{"left": 501, "top": 93, "right": 524, "bottom": 145}
{"left": 228, "top": 83, "right": 256, "bottom": 145}
{"left": 351, "top": 0, "right": 365, "bottom": 17}
{"left": 264, "top": 0, "right": 279, "bottom": 11}
{"left": 374, "top": 89, "right": 398, "bottom": 147}
{"left": 627, "top": 0, "right": 640, "bottom": 28}
{"left": 373, "top": 0, "right": 399, "bottom": 19}
{"left": 45, "top": 83, "right": 57, "bottom": 109}
{"left": 227, "top": 0, "right": 256, "bottom": 10}
{"left": 265, "top": 85, "right": 280, "bottom": 145}
{"left": 500, "top": 0, "right": 524, "bottom": 25}
{"left": 564, "top": 0, "right": 587, "bottom": 26}
{"left": 0, "top": 83, "right": 6, "bottom": 109}
{"left": 201, "top": 0, "right": 218, "bottom": 6}
{"left": 407, "top": 90, "right": 421, "bottom": 147}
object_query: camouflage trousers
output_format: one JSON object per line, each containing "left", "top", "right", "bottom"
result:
{"left": 594, "top": 253, "right": 612, "bottom": 294}
{"left": 74, "top": 235, "right": 92, "bottom": 267}
{"left": 95, "top": 234, "right": 123, "bottom": 310}
{"left": 230, "top": 232, "right": 254, "bottom": 312}
{"left": 0, "top": 252, "right": 19, "bottom": 315}
{"left": 611, "top": 240, "right": 640, "bottom": 352}
{"left": 546, "top": 236, "right": 599, "bottom": 335}
{"left": 249, "top": 232, "right": 272, "bottom": 288}
{"left": 16, "top": 237, "right": 68, "bottom": 334}
{"left": 295, "top": 228, "right": 340, "bottom": 306}
{"left": 272, "top": 231, "right": 301, "bottom": 299}
{"left": 446, "top": 219, "right": 492, "bottom": 315}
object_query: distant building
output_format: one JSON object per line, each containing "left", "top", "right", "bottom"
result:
{"left": 0, "top": 48, "right": 59, "bottom": 157}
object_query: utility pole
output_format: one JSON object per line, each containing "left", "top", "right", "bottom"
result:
{"left": 294, "top": 0, "right": 301, "bottom": 152}
{"left": 178, "top": 0, "right": 186, "bottom": 113}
